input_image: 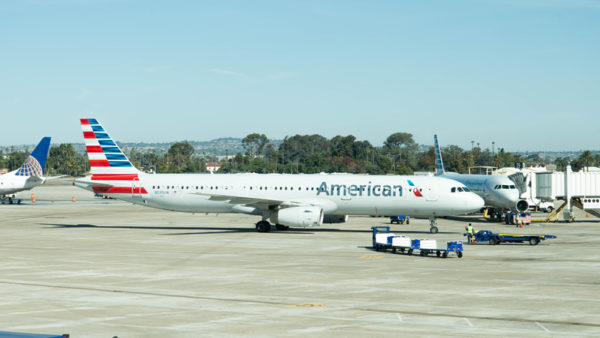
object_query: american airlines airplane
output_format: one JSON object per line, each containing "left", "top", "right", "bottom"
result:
{"left": 74, "top": 119, "right": 484, "bottom": 233}
{"left": 434, "top": 135, "right": 528, "bottom": 220}
{"left": 0, "top": 137, "right": 51, "bottom": 204}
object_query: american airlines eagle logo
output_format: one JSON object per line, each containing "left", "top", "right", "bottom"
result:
{"left": 15, "top": 156, "right": 43, "bottom": 177}
{"left": 407, "top": 180, "right": 423, "bottom": 197}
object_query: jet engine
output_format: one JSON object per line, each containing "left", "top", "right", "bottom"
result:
{"left": 323, "top": 214, "right": 348, "bottom": 224}
{"left": 271, "top": 206, "right": 324, "bottom": 227}
{"left": 516, "top": 199, "right": 529, "bottom": 212}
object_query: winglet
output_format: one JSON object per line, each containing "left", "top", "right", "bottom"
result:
{"left": 15, "top": 137, "right": 51, "bottom": 177}
{"left": 433, "top": 134, "right": 445, "bottom": 176}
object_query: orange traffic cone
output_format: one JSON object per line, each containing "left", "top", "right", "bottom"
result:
{"left": 72, "top": 196, "right": 76, "bottom": 202}
{"left": 32, "top": 196, "right": 36, "bottom": 204}
{"left": 586, "top": 213, "right": 590, "bottom": 218}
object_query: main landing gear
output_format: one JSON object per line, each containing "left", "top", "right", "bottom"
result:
{"left": 429, "top": 217, "right": 439, "bottom": 234}
{"left": 275, "top": 224, "right": 289, "bottom": 231}
{"left": 255, "top": 221, "right": 290, "bottom": 232}
{"left": 1, "top": 195, "right": 21, "bottom": 205}
{"left": 255, "top": 221, "right": 271, "bottom": 232}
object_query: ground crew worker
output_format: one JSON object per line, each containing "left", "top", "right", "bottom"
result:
{"left": 465, "top": 223, "right": 475, "bottom": 243}
{"left": 515, "top": 213, "right": 520, "bottom": 228}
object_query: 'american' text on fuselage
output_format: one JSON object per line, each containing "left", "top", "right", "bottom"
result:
{"left": 317, "top": 182, "right": 403, "bottom": 197}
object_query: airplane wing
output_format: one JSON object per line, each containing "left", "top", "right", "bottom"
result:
{"left": 43, "top": 175, "right": 70, "bottom": 181}
{"left": 192, "top": 191, "right": 322, "bottom": 211}
{"left": 73, "top": 178, "right": 114, "bottom": 192}
{"left": 26, "top": 176, "right": 44, "bottom": 184}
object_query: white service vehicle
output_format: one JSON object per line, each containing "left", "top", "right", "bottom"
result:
{"left": 0, "top": 137, "right": 51, "bottom": 204}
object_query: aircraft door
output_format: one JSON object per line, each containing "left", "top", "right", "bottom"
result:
{"left": 132, "top": 177, "right": 143, "bottom": 199}
{"left": 425, "top": 185, "right": 438, "bottom": 201}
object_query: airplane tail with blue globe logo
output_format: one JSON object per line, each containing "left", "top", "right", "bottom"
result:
{"left": 15, "top": 137, "right": 51, "bottom": 177}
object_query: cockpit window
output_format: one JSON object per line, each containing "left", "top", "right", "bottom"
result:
{"left": 463, "top": 187, "right": 471, "bottom": 192}
{"left": 451, "top": 187, "right": 456, "bottom": 193}
{"left": 509, "top": 185, "right": 516, "bottom": 189}
{"left": 502, "top": 185, "right": 509, "bottom": 189}
{"left": 457, "top": 187, "right": 464, "bottom": 192}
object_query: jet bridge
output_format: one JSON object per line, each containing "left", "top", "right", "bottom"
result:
{"left": 536, "top": 165, "right": 600, "bottom": 221}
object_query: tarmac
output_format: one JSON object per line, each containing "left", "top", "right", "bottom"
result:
{"left": 1, "top": 183, "right": 599, "bottom": 337}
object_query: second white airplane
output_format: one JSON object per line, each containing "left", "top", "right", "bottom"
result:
{"left": 74, "top": 119, "right": 484, "bottom": 233}
{"left": 1, "top": 137, "right": 51, "bottom": 204}
{"left": 434, "top": 134, "right": 528, "bottom": 220}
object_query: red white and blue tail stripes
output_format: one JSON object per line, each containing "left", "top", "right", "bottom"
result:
{"left": 81, "top": 118, "right": 139, "bottom": 175}
{"left": 81, "top": 118, "right": 146, "bottom": 194}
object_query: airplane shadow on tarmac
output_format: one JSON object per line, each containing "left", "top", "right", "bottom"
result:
{"left": 445, "top": 215, "right": 487, "bottom": 223}
{"left": 42, "top": 223, "right": 457, "bottom": 236}
{"left": 43, "top": 223, "right": 370, "bottom": 235}
{"left": 43, "top": 223, "right": 256, "bottom": 235}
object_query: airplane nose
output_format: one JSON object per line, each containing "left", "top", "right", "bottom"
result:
{"left": 466, "top": 193, "right": 485, "bottom": 212}
{"left": 499, "top": 190, "right": 519, "bottom": 208}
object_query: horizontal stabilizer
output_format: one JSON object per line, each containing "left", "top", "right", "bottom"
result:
{"left": 25, "top": 176, "right": 44, "bottom": 184}
{"left": 74, "top": 177, "right": 114, "bottom": 192}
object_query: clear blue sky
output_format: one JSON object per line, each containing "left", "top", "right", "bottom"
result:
{"left": 1, "top": 0, "right": 599, "bottom": 151}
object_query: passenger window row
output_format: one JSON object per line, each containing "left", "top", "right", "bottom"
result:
{"left": 150, "top": 185, "right": 320, "bottom": 191}
{"left": 494, "top": 185, "right": 517, "bottom": 190}
{"left": 451, "top": 187, "right": 471, "bottom": 193}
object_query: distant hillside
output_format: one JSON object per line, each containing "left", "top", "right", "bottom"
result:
{"left": 1, "top": 140, "right": 597, "bottom": 162}
{"left": 1, "top": 138, "right": 282, "bottom": 157}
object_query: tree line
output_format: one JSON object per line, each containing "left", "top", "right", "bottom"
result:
{"left": 1, "top": 133, "right": 598, "bottom": 176}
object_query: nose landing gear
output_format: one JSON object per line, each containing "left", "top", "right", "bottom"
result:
{"left": 429, "top": 217, "right": 439, "bottom": 234}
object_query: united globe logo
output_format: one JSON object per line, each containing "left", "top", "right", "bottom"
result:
{"left": 15, "top": 156, "right": 43, "bottom": 177}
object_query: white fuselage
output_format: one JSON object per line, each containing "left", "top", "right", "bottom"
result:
{"left": 441, "top": 173, "right": 520, "bottom": 210}
{"left": 76, "top": 173, "right": 484, "bottom": 217}
{"left": 0, "top": 170, "right": 43, "bottom": 195}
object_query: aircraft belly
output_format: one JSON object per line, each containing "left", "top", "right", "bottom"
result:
{"left": 336, "top": 198, "right": 391, "bottom": 215}
{"left": 145, "top": 194, "right": 233, "bottom": 213}
{"left": 0, "top": 188, "right": 19, "bottom": 195}
{"left": 338, "top": 198, "right": 440, "bottom": 217}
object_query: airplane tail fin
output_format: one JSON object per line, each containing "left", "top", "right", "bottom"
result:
{"left": 80, "top": 119, "right": 140, "bottom": 175}
{"left": 15, "top": 137, "right": 51, "bottom": 177}
{"left": 433, "top": 134, "right": 445, "bottom": 176}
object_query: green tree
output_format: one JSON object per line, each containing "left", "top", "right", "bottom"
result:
{"left": 46, "top": 144, "right": 88, "bottom": 176}
{"left": 554, "top": 157, "right": 569, "bottom": 171}
{"left": 353, "top": 140, "right": 375, "bottom": 162}
{"left": 417, "top": 147, "right": 436, "bottom": 172}
{"left": 166, "top": 142, "right": 195, "bottom": 172}
{"left": 375, "top": 155, "right": 393, "bottom": 173}
{"left": 330, "top": 135, "right": 356, "bottom": 158}
{"left": 278, "top": 134, "right": 330, "bottom": 165}
{"left": 242, "top": 133, "right": 268, "bottom": 157}
{"left": 573, "top": 150, "right": 594, "bottom": 172}
{"left": 383, "top": 132, "right": 418, "bottom": 171}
